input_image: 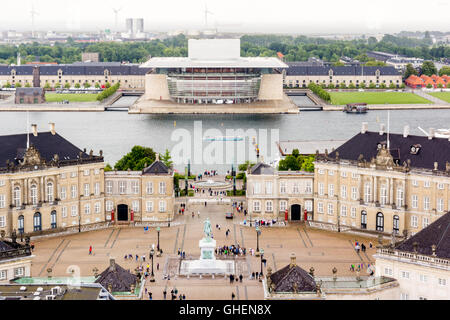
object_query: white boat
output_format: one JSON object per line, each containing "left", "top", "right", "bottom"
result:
{"left": 435, "top": 129, "right": 450, "bottom": 139}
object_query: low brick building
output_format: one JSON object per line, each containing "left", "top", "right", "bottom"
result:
{"left": 15, "top": 87, "right": 46, "bottom": 104}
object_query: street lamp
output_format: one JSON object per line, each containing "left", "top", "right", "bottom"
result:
{"left": 149, "top": 247, "right": 155, "bottom": 282}
{"left": 156, "top": 227, "right": 161, "bottom": 256}
{"left": 255, "top": 226, "right": 261, "bottom": 256}
{"left": 259, "top": 249, "right": 264, "bottom": 281}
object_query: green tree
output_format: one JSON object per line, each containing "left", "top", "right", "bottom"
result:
{"left": 328, "top": 83, "right": 335, "bottom": 89}
{"left": 421, "top": 61, "right": 437, "bottom": 76}
{"left": 114, "top": 146, "right": 156, "bottom": 171}
{"left": 105, "top": 82, "right": 111, "bottom": 88}
{"left": 438, "top": 66, "right": 450, "bottom": 76}
{"left": 83, "top": 82, "right": 91, "bottom": 88}
{"left": 64, "top": 82, "right": 71, "bottom": 89}
{"left": 380, "top": 83, "right": 387, "bottom": 89}
{"left": 389, "top": 83, "right": 396, "bottom": 89}
{"left": 95, "top": 82, "right": 100, "bottom": 88}
{"left": 15, "top": 82, "right": 22, "bottom": 88}
{"left": 278, "top": 155, "right": 301, "bottom": 171}
{"left": 339, "top": 82, "right": 347, "bottom": 89}
{"left": 437, "top": 83, "right": 443, "bottom": 89}
{"left": 4, "top": 82, "right": 11, "bottom": 88}
{"left": 74, "top": 83, "right": 81, "bottom": 89}
{"left": 348, "top": 83, "right": 356, "bottom": 89}
{"left": 400, "top": 83, "right": 406, "bottom": 89}
{"left": 359, "top": 82, "right": 366, "bottom": 89}
{"left": 238, "top": 161, "right": 256, "bottom": 172}
{"left": 369, "top": 82, "right": 377, "bottom": 89}
{"left": 44, "top": 82, "right": 51, "bottom": 89}
{"left": 300, "top": 155, "right": 315, "bottom": 172}
{"left": 54, "top": 82, "right": 61, "bottom": 89}
{"left": 426, "top": 83, "right": 433, "bottom": 88}
{"left": 404, "top": 63, "right": 418, "bottom": 79}
{"left": 333, "top": 61, "right": 345, "bottom": 66}
{"left": 24, "top": 82, "right": 31, "bottom": 87}
{"left": 104, "top": 164, "right": 113, "bottom": 172}
{"left": 160, "top": 149, "right": 173, "bottom": 168}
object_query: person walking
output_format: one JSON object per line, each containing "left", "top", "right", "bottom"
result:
{"left": 198, "top": 211, "right": 200, "bottom": 218}
{"left": 157, "top": 263, "right": 159, "bottom": 271}
{"left": 163, "top": 290, "right": 167, "bottom": 300}
{"left": 231, "top": 292, "right": 235, "bottom": 300}
{"left": 89, "top": 246, "right": 92, "bottom": 255}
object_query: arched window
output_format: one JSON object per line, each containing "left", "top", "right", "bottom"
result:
{"left": 30, "top": 184, "right": 38, "bottom": 205}
{"left": 361, "top": 210, "right": 367, "bottom": 229}
{"left": 33, "top": 212, "right": 42, "bottom": 231}
{"left": 51, "top": 210, "right": 57, "bottom": 229}
{"left": 376, "top": 212, "right": 384, "bottom": 232}
{"left": 47, "top": 182, "right": 54, "bottom": 202}
{"left": 13, "top": 186, "right": 21, "bottom": 207}
{"left": 393, "top": 215, "right": 399, "bottom": 235}
{"left": 18, "top": 215, "right": 24, "bottom": 234}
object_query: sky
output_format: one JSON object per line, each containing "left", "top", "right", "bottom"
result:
{"left": 0, "top": 0, "right": 449, "bottom": 34}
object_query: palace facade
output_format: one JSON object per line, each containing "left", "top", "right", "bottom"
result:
{"left": 0, "top": 126, "right": 175, "bottom": 237}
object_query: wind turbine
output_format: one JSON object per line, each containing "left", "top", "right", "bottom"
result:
{"left": 113, "top": 7, "right": 123, "bottom": 31}
{"left": 30, "top": 2, "right": 39, "bottom": 38}
{"left": 204, "top": 4, "right": 214, "bottom": 28}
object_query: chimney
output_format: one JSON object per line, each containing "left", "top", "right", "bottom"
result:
{"left": 413, "top": 242, "right": 418, "bottom": 253}
{"left": 434, "top": 162, "right": 438, "bottom": 171}
{"left": 289, "top": 253, "right": 297, "bottom": 268}
{"left": 428, "top": 128, "right": 435, "bottom": 140}
{"left": 109, "top": 258, "right": 116, "bottom": 272}
{"left": 361, "top": 122, "right": 368, "bottom": 134}
{"left": 31, "top": 124, "right": 38, "bottom": 137}
{"left": 403, "top": 125, "right": 410, "bottom": 138}
{"left": 379, "top": 123, "right": 385, "bottom": 135}
{"left": 49, "top": 123, "right": 56, "bottom": 135}
{"left": 431, "top": 244, "right": 436, "bottom": 256}
{"left": 156, "top": 153, "right": 160, "bottom": 161}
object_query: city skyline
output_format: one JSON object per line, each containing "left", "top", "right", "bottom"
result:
{"left": 0, "top": 0, "right": 449, "bottom": 34}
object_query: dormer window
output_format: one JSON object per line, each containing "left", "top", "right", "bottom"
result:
{"left": 377, "top": 141, "right": 387, "bottom": 150}
{"left": 410, "top": 144, "right": 421, "bottom": 155}
{"left": 328, "top": 69, "right": 333, "bottom": 77}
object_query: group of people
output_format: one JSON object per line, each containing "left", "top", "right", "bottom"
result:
{"left": 232, "top": 202, "right": 244, "bottom": 213}
{"left": 354, "top": 240, "right": 373, "bottom": 253}
{"left": 243, "top": 219, "right": 278, "bottom": 227}
{"left": 349, "top": 263, "right": 374, "bottom": 276}
{"left": 216, "top": 244, "right": 247, "bottom": 256}
{"left": 178, "top": 203, "right": 187, "bottom": 215}
{"left": 177, "top": 249, "right": 187, "bottom": 259}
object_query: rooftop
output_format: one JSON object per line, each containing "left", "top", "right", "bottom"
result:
{"left": 286, "top": 65, "right": 401, "bottom": 76}
{"left": 249, "top": 162, "right": 275, "bottom": 175}
{"left": 140, "top": 57, "right": 288, "bottom": 69}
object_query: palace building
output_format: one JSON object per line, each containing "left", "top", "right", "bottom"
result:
{"left": 0, "top": 125, "right": 175, "bottom": 237}
{"left": 133, "top": 39, "right": 297, "bottom": 113}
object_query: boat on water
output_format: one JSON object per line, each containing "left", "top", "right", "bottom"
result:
{"left": 344, "top": 103, "right": 368, "bottom": 114}
{"left": 203, "top": 136, "right": 244, "bottom": 142}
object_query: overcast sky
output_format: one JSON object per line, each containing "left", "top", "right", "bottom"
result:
{"left": 1, "top": 0, "right": 449, "bottom": 34}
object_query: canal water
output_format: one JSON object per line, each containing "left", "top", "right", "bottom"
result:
{"left": 289, "top": 95, "right": 317, "bottom": 107}
{"left": 1, "top": 109, "right": 449, "bottom": 174}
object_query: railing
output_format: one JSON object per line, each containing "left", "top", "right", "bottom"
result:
{"left": 378, "top": 248, "right": 450, "bottom": 267}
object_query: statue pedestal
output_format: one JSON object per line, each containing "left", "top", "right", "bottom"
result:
{"left": 180, "top": 237, "right": 235, "bottom": 276}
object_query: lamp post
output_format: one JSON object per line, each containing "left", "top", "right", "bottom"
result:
{"left": 255, "top": 226, "right": 261, "bottom": 256}
{"left": 149, "top": 247, "right": 155, "bottom": 282}
{"left": 156, "top": 227, "right": 161, "bottom": 256}
{"left": 259, "top": 249, "right": 264, "bottom": 281}
{"left": 78, "top": 215, "right": 81, "bottom": 233}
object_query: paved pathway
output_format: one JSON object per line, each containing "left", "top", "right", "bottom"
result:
{"left": 413, "top": 90, "right": 449, "bottom": 105}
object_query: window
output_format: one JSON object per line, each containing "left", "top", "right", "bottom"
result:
{"left": 411, "top": 215, "right": 418, "bottom": 228}
{"left": 84, "top": 204, "right": 91, "bottom": 215}
{"left": 84, "top": 184, "right": 90, "bottom": 197}
{"left": 419, "top": 274, "right": 428, "bottom": 283}
{"left": 14, "top": 267, "right": 25, "bottom": 277}
{"left": 384, "top": 267, "right": 393, "bottom": 276}
{"left": 159, "top": 201, "right": 166, "bottom": 213}
{"left": 364, "top": 183, "right": 371, "bottom": 203}
{"left": 106, "top": 181, "right": 113, "bottom": 195}
{"left": 401, "top": 271, "right": 410, "bottom": 279}
{"left": 146, "top": 182, "right": 154, "bottom": 194}
{"left": 0, "top": 180, "right": 5, "bottom": 186}
{"left": 159, "top": 182, "right": 166, "bottom": 194}
{"left": 60, "top": 186, "right": 67, "bottom": 200}
{"left": 351, "top": 187, "right": 358, "bottom": 200}
{"left": 393, "top": 215, "right": 400, "bottom": 234}
{"left": 71, "top": 172, "right": 77, "bottom": 178}
{"left": 106, "top": 201, "right": 113, "bottom": 212}
{"left": 33, "top": 212, "right": 42, "bottom": 231}
{"left": 47, "top": 182, "right": 54, "bottom": 202}
{"left": 422, "top": 217, "right": 430, "bottom": 228}
{"left": 119, "top": 181, "right": 126, "bottom": 194}
{"left": 400, "top": 293, "right": 409, "bottom": 300}
{"left": 280, "top": 182, "right": 287, "bottom": 194}
{"left": 13, "top": 186, "right": 21, "bottom": 207}
{"left": 351, "top": 207, "right": 356, "bottom": 218}
{"left": 95, "top": 202, "right": 101, "bottom": 214}
{"left": 327, "top": 203, "right": 334, "bottom": 215}
{"left": 84, "top": 169, "right": 90, "bottom": 176}
{"left": 280, "top": 201, "right": 287, "bottom": 212}
{"left": 318, "top": 202, "right": 324, "bottom": 214}
{"left": 253, "top": 201, "right": 261, "bottom": 212}
{"left": 132, "top": 181, "right": 139, "bottom": 194}
{"left": 412, "top": 180, "right": 418, "bottom": 187}
{"left": 437, "top": 182, "right": 444, "bottom": 190}
{"left": 376, "top": 212, "right": 384, "bottom": 231}
{"left": 0, "top": 270, "right": 7, "bottom": 280}
{"left": 396, "top": 188, "right": 404, "bottom": 207}
{"left": 51, "top": 210, "right": 57, "bottom": 229}
{"left": 305, "top": 181, "right": 312, "bottom": 194}
{"left": 266, "top": 181, "right": 273, "bottom": 194}
{"left": 0, "top": 195, "right": 4, "bottom": 209}
{"left": 131, "top": 201, "right": 139, "bottom": 212}
{"left": 380, "top": 185, "right": 387, "bottom": 205}
{"left": 71, "top": 205, "right": 78, "bottom": 217}
{"left": 30, "top": 184, "right": 38, "bottom": 205}
{"left": 318, "top": 169, "right": 325, "bottom": 175}
{"left": 305, "top": 201, "right": 313, "bottom": 212}
{"left": 94, "top": 183, "right": 100, "bottom": 196}
{"left": 437, "top": 198, "right": 444, "bottom": 212}
{"left": 328, "top": 170, "right": 334, "bottom": 176}
{"left": 328, "top": 184, "right": 334, "bottom": 197}
{"left": 18, "top": 215, "right": 24, "bottom": 234}
{"left": 438, "top": 278, "right": 447, "bottom": 286}
{"left": 292, "top": 182, "right": 299, "bottom": 194}
{"left": 0, "top": 216, "right": 5, "bottom": 228}
{"left": 423, "top": 197, "right": 430, "bottom": 211}
{"left": 62, "top": 207, "right": 67, "bottom": 218}
{"left": 265, "top": 201, "right": 273, "bottom": 212}
{"left": 352, "top": 173, "right": 359, "bottom": 179}
{"left": 71, "top": 185, "right": 77, "bottom": 199}
{"left": 146, "top": 201, "right": 154, "bottom": 212}
{"left": 341, "top": 185, "right": 347, "bottom": 199}
{"left": 94, "top": 168, "right": 100, "bottom": 175}
{"left": 341, "top": 205, "right": 347, "bottom": 217}
{"left": 412, "top": 195, "right": 418, "bottom": 208}
{"left": 424, "top": 181, "right": 430, "bottom": 188}
{"left": 361, "top": 210, "right": 367, "bottom": 229}
{"left": 318, "top": 183, "right": 324, "bottom": 196}
{"left": 341, "top": 171, "right": 347, "bottom": 178}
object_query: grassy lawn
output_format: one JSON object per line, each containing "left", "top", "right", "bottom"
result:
{"left": 329, "top": 92, "right": 431, "bottom": 105}
{"left": 45, "top": 93, "right": 98, "bottom": 103}
{"left": 428, "top": 92, "right": 450, "bottom": 103}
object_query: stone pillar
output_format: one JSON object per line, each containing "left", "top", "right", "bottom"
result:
{"left": 40, "top": 176, "right": 44, "bottom": 202}
{"left": 389, "top": 178, "right": 394, "bottom": 205}
{"left": 373, "top": 175, "right": 377, "bottom": 203}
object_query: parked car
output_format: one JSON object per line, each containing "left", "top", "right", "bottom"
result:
{"left": 225, "top": 212, "right": 234, "bottom": 219}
